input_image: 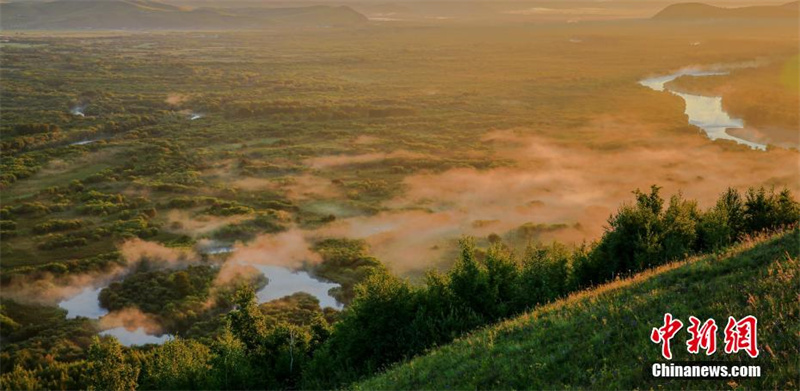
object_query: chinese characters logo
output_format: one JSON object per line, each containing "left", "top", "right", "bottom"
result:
{"left": 650, "top": 313, "right": 758, "bottom": 359}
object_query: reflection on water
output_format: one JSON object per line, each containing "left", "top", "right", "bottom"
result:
{"left": 59, "top": 284, "right": 170, "bottom": 346}
{"left": 639, "top": 70, "right": 766, "bottom": 150}
{"left": 638, "top": 70, "right": 725, "bottom": 92}
{"left": 202, "top": 245, "right": 235, "bottom": 255}
{"left": 56, "top": 254, "right": 342, "bottom": 346}
{"left": 70, "top": 139, "right": 98, "bottom": 146}
{"left": 59, "top": 286, "right": 108, "bottom": 319}
{"left": 99, "top": 327, "right": 172, "bottom": 347}
{"left": 70, "top": 106, "right": 85, "bottom": 117}
{"left": 249, "top": 264, "right": 342, "bottom": 309}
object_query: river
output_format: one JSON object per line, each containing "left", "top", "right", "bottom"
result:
{"left": 639, "top": 69, "right": 766, "bottom": 151}
{"left": 58, "top": 283, "right": 171, "bottom": 347}
{"left": 57, "top": 259, "right": 342, "bottom": 345}
{"left": 249, "top": 264, "right": 342, "bottom": 309}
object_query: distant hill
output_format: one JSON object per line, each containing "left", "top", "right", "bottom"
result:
{"left": 359, "top": 229, "right": 800, "bottom": 389}
{"left": 0, "top": 0, "right": 368, "bottom": 30}
{"left": 653, "top": 1, "right": 799, "bottom": 20}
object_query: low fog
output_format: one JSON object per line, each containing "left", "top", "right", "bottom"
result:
{"left": 275, "top": 115, "right": 799, "bottom": 273}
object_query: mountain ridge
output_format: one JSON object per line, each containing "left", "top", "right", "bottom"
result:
{"left": 0, "top": 0, "right": 368, "bottom": 30}
{"left": 653, "top": 1, "right": 799, "bottom": 20}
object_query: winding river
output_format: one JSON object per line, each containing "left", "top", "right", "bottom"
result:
{"left": 57, "top": 253, "right": 342, "bottom": 345}
{"left": 58, "top": 283, "right": 171, "bottom": 347}
{"left": 639, "top": 69, "right": 766, "bottom": 151}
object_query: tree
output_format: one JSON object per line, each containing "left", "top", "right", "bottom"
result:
{"left": 516, "top": 243, "right": 570, "bottom": 309}
{"left": 697, "top": 188, "right": 743, "bottom": 251}
{"left": 304, "top": 271, "right": 417, "bottom": 388}
{"left": 661, "top": 193, "right": 700, "bottom": 260}
{"left": 172, "top": 271, "right": 193, "bottom": 297}
{"left": 717, "top": 187, "right": 745, "bottom": 236}
{"left": 85, "top": 337, "right": 139, "bottom": 391}
{"left": 448, "top": 238, "right": 494, "bottom": 321}
{"left": 137, "top": 338, "right": 213, "bottom": 390}
{"left": 209, "top": 324, "right": 255, "bottom": 390}
{"left": 226, "top": 285, "right": 269, "bottom": 350}
{"left": 697, "top": 205, "right": 733, "bottom": 251}
{"left": 599, "top": 185, "right": 665, "bottom": 275}
{"left": 0, "top": 365, "right": 41, "bottom": 391}
{"left": 481, "top": 244, "right": 519, "bottom": 318}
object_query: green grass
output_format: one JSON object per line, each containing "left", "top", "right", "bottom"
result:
{"left": 358, "top": 229, "right": 800, "bottom": 390}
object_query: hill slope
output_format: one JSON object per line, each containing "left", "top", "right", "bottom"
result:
{"left": 653, "top": 1, "right": 799, "bottom": 20}
{"left": 358, "top": 229, "right": 799, "bottom": 389}
{"left": 0, "top": 0, "right": 368, "bottom": 30}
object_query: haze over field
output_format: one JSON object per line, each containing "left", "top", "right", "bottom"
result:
{"left": 0, "top": 0, "right": 798, "bottom": 389}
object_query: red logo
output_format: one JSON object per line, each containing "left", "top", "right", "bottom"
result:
{"left": 651, "top": 314, "right": 758, "bottom": 359}
{"left": 724, "top": 316, "right": 759, "bottom": 358}
{"left": 650, "top": 313, "right": 683, "bottom": 360}
{"left": 686, "top": 316, "right": 717, "bottom": 355}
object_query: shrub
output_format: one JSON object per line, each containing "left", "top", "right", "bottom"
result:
{"left": 32, "top": 219, "right": 83, "bottom": 234}
{"left": 38, "top": 234, "right": 88, "bottom": 250}
{"left": 205, "top": 201, "right": 253, "bottom": 216}
{"left": 660, "top": 194, "right": 700, "bottom": 260}
{"left": 516, "top": 243, "right": 570, "bottom": 308}
{"left": 15, "top": 202, "right": 50, "bottom": 216}
{"left": 743, "top": 187, "right": 799, "bottom": 233}
{"left": 14, "top": 123, "right": 60, "bottom": 136}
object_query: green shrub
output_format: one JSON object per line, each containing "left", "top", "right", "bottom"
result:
{"left": 32, "top": 219, "right": 83, "bottom": 234}
{"left": 516, "top": 243, "right": 570, "bottom": 308}
{"left": 0, "top": 220, "right": 17, "bottom": 230}
{"left": 37, "top": 234, "right": 88, "bottom": 250}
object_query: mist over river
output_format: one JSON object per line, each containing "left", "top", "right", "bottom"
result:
{"left": 56, "top": 255, "right": 341, "bottom": 346}
{"left": 99, "top": 327, "right": 172, "bottom": 346}
{"left": 57, "top": 282, "right": 172, "bottom": 347}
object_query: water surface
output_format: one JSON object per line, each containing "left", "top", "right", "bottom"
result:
{"left": 249, "top": 264, "right": 342, "bottom": 309}
{"left": 639, "top": 70, "right": 766, "bottom": 150}
{"left": 59, "top": 284, "right": 170, "bottom": 346}
{"left": 70, "top": 139, "right": 98, "bottom": 146}
{"left": 59, "top": 286, "right": 108, "bottom": 319}
{"left": 99, "top": 327, "right": 172, "bottom": 347}
{"left": 56, "top": 252, "right": 343, "bottom": 346}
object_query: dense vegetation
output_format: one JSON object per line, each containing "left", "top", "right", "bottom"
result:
{"left": 98, "top": 265, "right": 218, "bottom": 332}
{"left": 1, "top": 186, "right": 796, "bottom": 390}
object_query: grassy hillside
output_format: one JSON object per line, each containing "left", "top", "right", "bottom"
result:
{"left": 358, "top": 229, "right": 799, "bottom": 390}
